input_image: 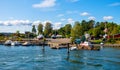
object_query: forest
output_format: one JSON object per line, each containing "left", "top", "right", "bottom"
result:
{"left": 36, "top": 20, "right": 120, "bottom": 40}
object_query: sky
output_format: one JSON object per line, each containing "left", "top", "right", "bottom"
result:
{"left": 0, "top": 0, "right": 120, "bottom": 33}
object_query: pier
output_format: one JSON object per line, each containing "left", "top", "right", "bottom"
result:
{"left": 48, "top": 38, "right": 71, "bottom": 49}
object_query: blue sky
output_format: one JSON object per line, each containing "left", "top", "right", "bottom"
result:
{"left": 0, "top": 0, "right": 120, "bottom": 33}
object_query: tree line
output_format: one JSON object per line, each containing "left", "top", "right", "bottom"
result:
{"left": 32, "top": 20, "right": 120, "bottom": 40}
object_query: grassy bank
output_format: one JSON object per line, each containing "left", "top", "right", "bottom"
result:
{"left": 90, "top": 39, "right": 102, "bottom": 44}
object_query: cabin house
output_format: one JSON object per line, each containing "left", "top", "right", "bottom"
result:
{"left": 107, "top": 33, "right": 120, "bottom": 39}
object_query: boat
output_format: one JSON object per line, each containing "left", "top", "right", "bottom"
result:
{"left": 37, "top": 34, "right": 44, "bottom": 40}
{"left": 11, "top": 41, "right": 21, "bottom": 46}
{"left": 51, "top": 34, "right": 56, "bottom": 39}
{"left": 70, "top": 46, "right": 77, "bottom": 50}
{"left": 79, "top": 41, "right": 100, "bottom": 50}
{"left": 22, "top": 42, "right": 31, "bottom": 46}
{"left": 4, "top": 40, "right": 12, "bottom": 46}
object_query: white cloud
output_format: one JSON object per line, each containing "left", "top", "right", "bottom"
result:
{"left": 88, "top": 16, "right": 96, "bottom": 20}
{"left": 0, "top": 21, "right": 4, "bottom": 25}
{"left": 32, "top": 0, "right": 56, "bottom": 8}
{"left": 0, "top": 20, "right": 31, "bottom": 26}
{"left": 57, "top": 14, "right": 64, "bottom": 17}
{"left": 67, "top": 18, "right": 74, "bottom": 24}
{"left": 53, "top": 22, "right": 62, "bottom": 30}
{"left": 43, "top": 20, "right": 52, "bottom": 24}
{"left": 103, "top": 16, "right": 113, "bottom": 21}
{"left": 32, "top": 20, "right": 41, "bottom": 26}
{"left": 80, "top": 12, "right": 90, "bottom": 16}
{"left": 109, "top": 2, "right": 120, "bottom": 6}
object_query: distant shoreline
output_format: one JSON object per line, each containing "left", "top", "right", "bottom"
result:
{"left": 0, "top": 38, "right": 120, "bottom": 48}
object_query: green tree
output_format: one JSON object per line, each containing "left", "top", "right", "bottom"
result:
{"left": 88, "top": 28, "right": 94, "bottom": 35}
{"left": 88, "top": 20, "right": 95, "bottom": 29}
{"left": 93, "top": 28, "right": 101, "bottom": 38}
{"left": 16, "top": 30, "right": 20, "bottom": 37}
{"left": 38, "top": 23, "right": 43, "bottom": 35}
{"left": 64, "top": 24, "right": 72, "bottom": 38}
{"left": 112, "top": 26, "right": 119, "bottom": 35}
{"left": 44, "top": 22, "right": 53, "bottom": 37}
{"left": 95, "top": 22, "right": 100, "bottom": 28}
{"left": 99, "top": 22, "right": 105, "bottom": 31}
{"left": 58, "top": 27, "right": 65, "bottom": 37}
{"left": 81, "top": 20, "right": 88, "bottom": 32}
{"left": 32, "top": 25, "right": 36, "bottom": 34}
{"left": 118, "top": 25, "right": 120, "bottom": 32}
{"left": 52, "top": 30, "right": 58, "bottom": 35}
{"left": 71, "top": 22, "right": 82, "bottom": 42}
{"left": 106, "top": 22, "right": 119, "bottom": 35}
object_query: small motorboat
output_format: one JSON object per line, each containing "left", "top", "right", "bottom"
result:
{"left": 11, "top": 41, "right": 21, "bottom": 46}
{"left": 79, "top": 41, "right": 100, "bottom": 50}
{"left": 37, "top": 34, "right": 44, "bottom": 40}
{"left": 22, "top": 42, "right": 31, "bottom": 46}
{"left": 70, "top": 46, "right": 77, "bottom": 50}
{"left": 100, "top": 42, "right": 104, "bottom": 49}
{"left": 4, "top": 40, "right": 12, "bottom": 46}
{"left": 80, "top": 41, "right": 93, "bottom": 50}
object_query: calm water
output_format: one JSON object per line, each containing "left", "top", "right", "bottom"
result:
{"left": 0, "top": 45, "right": 120, "bottom": 70}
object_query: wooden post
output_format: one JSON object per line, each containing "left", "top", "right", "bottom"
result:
{"left": 67, "top": 52, "right": 70, "bottom": 60}
{"left": 42, "top": 40, "right": 45, "bottom": 55}
{"left": 42, "top": 39, "right": 45, "bottom": 51}
{"left": 66, "top": 43, "right": 70, "bottom": 61}
{"left": 67, "top": 43, "right": 70, "bottom": 54}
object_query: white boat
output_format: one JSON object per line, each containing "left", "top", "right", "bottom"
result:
{"left": 70, "top": 46, "right": 77, "bottom": 50}
{"left": 4, "top": 40, "right": 12, "bottom": 46}
{"left": 22, "top": 42, "right": 31, "bottom": 46}
{"left": 80, "top": 41, "right": 93, "bottom": 50}
{"left": 100, "top": 42, "right": 104, "bottom": 49}
{"left": 11, "top": 41, "right": 21, "bottom": 46}
{"left": 80, "top": 41, "right": 92, "bottom": 47}
{"left": 37, "top": 34, "right": 44, "bottom": 40}
{"left": 80, "top": 41, "right": 100, "bottom": 50}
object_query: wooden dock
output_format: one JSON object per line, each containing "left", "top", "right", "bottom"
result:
{"left": 48, "top": 38, "right": 71, "bottom": 49}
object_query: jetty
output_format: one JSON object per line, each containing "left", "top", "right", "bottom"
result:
{"left": 48, "top": 38, "right": 71, "bottom": 49}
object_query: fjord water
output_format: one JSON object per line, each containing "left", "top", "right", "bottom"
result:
{"left": 0, "top": 45, "right": 120, "bottom": 70}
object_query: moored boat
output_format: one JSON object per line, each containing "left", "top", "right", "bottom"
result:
{"left": 70, "top": 46, "right": 77, "bottom": 50}
{"left": 11, "top": 41, "right": 21, "bottom": 46}
{"left": 79, "top": 41, "right": 100, "bottom": 50}
{"left": 4, "top": 40, "right": 12, "bottom": 46}
{"left": 22, "top": 42, "right": 31, "bottom": 46}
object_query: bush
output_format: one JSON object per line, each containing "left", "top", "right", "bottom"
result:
{"left": 107, "top": 38, "right": 116, "bottom": 44}
{"left": 91, "top": 39, "right": 102, "bottom": 44}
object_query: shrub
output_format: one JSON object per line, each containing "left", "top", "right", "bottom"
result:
{"left": 107, "top": 38, "right": 116, "bottom": 44}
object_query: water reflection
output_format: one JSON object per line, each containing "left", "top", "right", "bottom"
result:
{"left": 41, "top": 46, "right": 45, "bottom": 57}
{"left": 66, "top": 52, "right": 70, "bottom": 61}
